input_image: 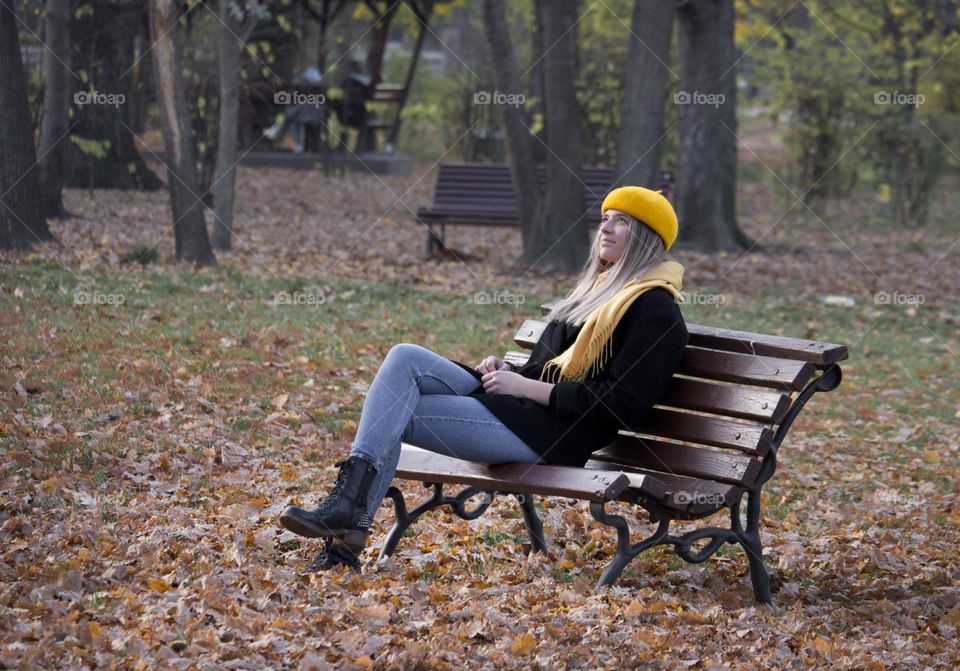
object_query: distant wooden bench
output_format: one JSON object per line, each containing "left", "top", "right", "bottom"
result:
{"left": 417, "top": 163, "right": 614, "bottom": 258}
{"left": 377, "top": 303, "right": 848, "bottom": 603}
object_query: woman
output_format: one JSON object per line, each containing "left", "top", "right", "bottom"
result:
{"left": 279, "top": 186, "right": 690, "bottom": 571}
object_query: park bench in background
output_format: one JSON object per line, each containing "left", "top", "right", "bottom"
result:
{"left": 376, "top": 302, "right": 848, "bottom": 603}
{"left": 417, "top": 163, "right": 614, "bottom": 258}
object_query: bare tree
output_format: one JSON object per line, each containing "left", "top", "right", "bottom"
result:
{"left": 675, "top": 0, "right": 751, "bottom": 251}
{"left": 481, "top": 0, "right": 588, "bottom": 273}
{"left": 537, "top": 0, "right": 589, "bottom": 272}
{"left": 37, "top": 0, "right": 72, "bottom": 218}
{"left": 480, "top": 0, "right": 544, "bottom": 260}
{"left": 0, "top": 0, "right": 53, "bottom": 250}
{"left": 63, "top": 0, "right": 162, "bottom": 191}
{"left": 615, "top": 0, "right": 675, "bottom": 187}
{"left": 149, "top": 0, "right": 216, "bottom": 265}
{"left": 212, "top": 1, "right": 261, "bottom": 251}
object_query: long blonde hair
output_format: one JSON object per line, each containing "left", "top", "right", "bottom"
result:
{"left": 547, "top": 214, "right": 666, "bottom": 326}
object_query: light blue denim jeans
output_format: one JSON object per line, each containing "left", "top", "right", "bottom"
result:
{"left": 348, "top": 343, "right": 541, "bottom": 519}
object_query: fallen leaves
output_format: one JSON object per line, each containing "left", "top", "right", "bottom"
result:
{"left": 510, "top": 632, "right": 536, "bottom": 655}
{"left": 1, "top": 163, "right": 959, "bottom": 669}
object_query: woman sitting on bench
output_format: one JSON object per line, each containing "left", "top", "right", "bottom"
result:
{"left": 279, "top": 187, "right": 690, "bottom": 571}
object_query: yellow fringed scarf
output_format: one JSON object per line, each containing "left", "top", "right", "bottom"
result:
{"left": 539, "top": 261, "right": 685, "bottom": 383}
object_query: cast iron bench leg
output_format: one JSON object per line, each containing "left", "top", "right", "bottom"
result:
{"left": 590, "top": 501, "right": 671, "bottom": 588}
{"left": 738, "top": 491, "right": 772, "bottom": 604}
{"left": 517, "top": 493, "right": 548, "bottom": 554}
{"left": 426, "top": 226, "right": 446, "bottom": 259}
{"left": 378, "top": 483, "right": 496, "bottom": 560}
{"left": 662, "top": 495, "right": 773, "bottom": 604}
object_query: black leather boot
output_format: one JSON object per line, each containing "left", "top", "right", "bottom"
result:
{"left": 306, "top": 536, "right": 365, "bottom": 573}
{"left": 279, "top": 456, "right": 377, "bottom": 547}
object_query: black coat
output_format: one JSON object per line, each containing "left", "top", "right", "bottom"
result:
{"left": 451, "top": 287, "right": 689, "bottom": 466}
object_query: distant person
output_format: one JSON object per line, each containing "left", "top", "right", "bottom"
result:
{"left": 264, "top": 66, "right": 324, "bottom": 152}
{"left": 337, "top": 57, "right": 371, "bottom": 130}
{"left": 278, "top": 187, "right": 690, "bottom": 571}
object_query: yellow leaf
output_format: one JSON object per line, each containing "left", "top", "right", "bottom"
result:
{"left": 623, "top": 599, "right": 644, "bottom": 618}
{"left": 812, "top": 636, "right": 833, "bottom": 655}
{"left": 511, "top": 632, "right": 536, "bottom": 655}
{"left": 146, "top": 578, "right": 171, "bottom": 593}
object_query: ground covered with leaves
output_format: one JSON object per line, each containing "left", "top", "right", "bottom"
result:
{"left": 2, "top": 156, "right": 959, "bottom": 669}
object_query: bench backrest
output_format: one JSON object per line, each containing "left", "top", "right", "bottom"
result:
{"left": 420, "top": 163, "right": 614, "bottom": 225}
{"left": 507, "top": 306, "right": 848, "bottom": 493}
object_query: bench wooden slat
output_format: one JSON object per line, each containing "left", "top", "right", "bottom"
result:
{"left": 505, "top": 350, "right": 790, "bottom": 424}
{"left": 514, "top": 320, "right": 813, "bottom": 391}
{"left": 593, "top": 436, "right": 763, "bottom": 487}
{"left": 681, "top": 346, "right": 815, "bottom": 391}
{"left": 504, "top": 350, "right": 532, "bottom": 368}
{"left": 657, "top": 377, "right": 791, "bottom": 423}
{"left": 630, "top": 408, "right": 773, "bottom": 455}
{"left": 514, "top": 319, "right": 547, "bottom": 348}
{"left": 396, "top": 445, "right": 644, "bottom": 502}
{"left": 436, "top": 163, "right": 613, "bottom": 177}
{"left": 585, "top": 459, "right": 742, "bottom": 516}
{"left": 687, "top": 324, "right": 848, "bottom": 365}
{"left": 538, "top": 302, "right": 848, "bottom": 365}
{"left": 418, "top": 216, "right": 522, "bottom": 228}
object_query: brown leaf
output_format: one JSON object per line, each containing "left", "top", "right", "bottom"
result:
{"left": 511, "top": 632, "right": 536, "bottom": 655}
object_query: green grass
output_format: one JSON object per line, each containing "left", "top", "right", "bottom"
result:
{"left": 2, "top": 257, "right": 956, "bottom": 513}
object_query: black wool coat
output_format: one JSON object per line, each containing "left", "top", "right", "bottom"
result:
{"left": 451, "top": 287, "right": 689, "bottom": 466}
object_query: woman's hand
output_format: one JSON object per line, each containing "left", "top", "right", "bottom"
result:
{"left": 482, "top": 370, "right": 555, "bottom": 406}
{"left": 481, "top": 370, "right": 529, "bottom": 396}
{"left": 475, "top": 355, "right": 509, "bottom": 375}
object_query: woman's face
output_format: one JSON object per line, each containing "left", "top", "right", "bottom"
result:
{"left": 599, "top": 208, "right": 631, "bottom": 263}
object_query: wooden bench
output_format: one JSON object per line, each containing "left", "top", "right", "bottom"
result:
{"left": 417, "top": 163, "right": 614, "bottom": 258}
{"left": 377, "top": 303, "right": 848, "bottom": 603}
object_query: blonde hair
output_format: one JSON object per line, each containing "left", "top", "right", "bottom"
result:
{"left": 546, "top": 214, "right": 666, "bottom": 326}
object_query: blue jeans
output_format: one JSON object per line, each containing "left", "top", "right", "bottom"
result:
{"left": 348, "top": 343, "right": 541, "bottom": 519}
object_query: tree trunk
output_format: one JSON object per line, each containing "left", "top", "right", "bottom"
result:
{"left": 534, "top": 0, "right": 588, "bottom": 272}
{"left": 0, "top": 0, "right": 53, "bottom": 250}
{"left": 675, "top": 0, "right": 751, "bottom": 251}
{"left": 63, "top": 0, "right": 162, "bottom": 191}
{"left": 212, "top": 0, "right": 243, "bottom": 252}
{"left": 386, "top": 0, "right": 433, "bottom": 151}
{"left": 480, "top": 0, "right": 544, "bottom": 259}
{"left": 128, "top": 11, "right": 153, "bottom": 134}
{"left": 149, "top": 0, "right": 216, "bottom": 266}
{"left": 615, "top": 0, "right": 675, "bottom": 187}
{"left": 355, "top": 1, "right": 399, "bottom": 152}
{"left": 38, "top": 0, "right": 72, "bottom": 218}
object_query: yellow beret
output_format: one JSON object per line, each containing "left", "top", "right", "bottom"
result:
{"left": 601, "top": 186, "right": 678, "bottom": 251}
